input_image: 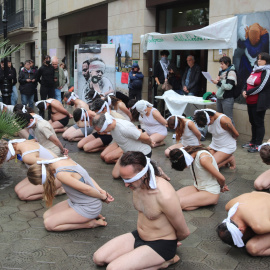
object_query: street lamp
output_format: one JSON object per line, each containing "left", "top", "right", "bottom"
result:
{"left": 1, "top": 0, "right": 12, "bottom": 105}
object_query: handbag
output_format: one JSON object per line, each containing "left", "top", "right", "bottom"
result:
{"left": 161, "top": 80, "right": 172, "bottom": 91}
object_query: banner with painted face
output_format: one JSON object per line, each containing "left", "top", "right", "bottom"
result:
{"left": 74, "top": 44, "right": 116, "bottom": 103}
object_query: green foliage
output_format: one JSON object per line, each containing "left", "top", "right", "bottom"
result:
{"left": 0, "top": 111, "right": 26, "bottom": 139}
{"left": 0, "top": 39, "right": 25, "bottom": 59}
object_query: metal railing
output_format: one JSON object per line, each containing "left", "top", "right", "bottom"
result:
{"left": 0, "top": 8, "right": 34, "bottom": 34}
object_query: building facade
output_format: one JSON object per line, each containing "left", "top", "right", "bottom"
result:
{"left": 3, "top": 0, "right": 270, "bottom": 139}
{"left": 0, "top": 0, "right": 42, "bottom": 70}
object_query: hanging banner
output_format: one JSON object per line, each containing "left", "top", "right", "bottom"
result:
{"left": 141, "top": 17, "right": 238, "bottom": 52}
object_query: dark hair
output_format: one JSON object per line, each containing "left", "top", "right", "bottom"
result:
{"left": 260, "top": 144, "right": 270, "bottom": 165}
{"left": 105, "top": 95, "right": 119, "bottom": 109}
{"left": 15, "top": 112, "right": 34, "bottom": 128}
{"left": 169, "top": 145, "right": 209, "bottom": 171}
{"left": 160, "top": 50, "right": 170, "bottom": 57}
{"left": 216, "top": 222, "right": 235, "bottom": 247}
{"left": 219, "top": 56, "right": 232, "bottom": 66}
{"left": 63, "top": 92, "right": 71, "bottom": 99}
{"left": 20, "top": 61, "right": 24, "bottom": 67}
{"left": 24, "top": 60, "right": 31, "bottom": 65}
{"left": 91, "top": 98, "right": 105, "bottom": 112}
{"left": 167, "top": 116, "right": 185, "bottom": 142}
{"left": 60, "top": 63, "right": 67, "bottom": 70}
{"left": 83, "top": 60, "right": 90, "bottom": 66}
{"left": 13, "top": 104, "right": 34, "bottom": 114}
{"left": 168, "top": 63, "right": 177, "bottom": 73}
{"left": 129, "top": 106, "right": 140, "bottom": 122}
{"left": 258, "top": 52, "right": 270, "bottom": 65}
{"left": 120, "top": 151, "right": 161, "bottom": 189}
{"left": 43, "top": 55, "right": 51, "bottom": 61}
{"left": 194, "top": 110, "right": 215, "bottom": 128}
{"left": 73, "top": 108, "right": 83, "bottom": 122}
{"left": 36, "top": 102, "right": 46, "bottom": 111}
{"left": 86, "top": 89, "right": 101, "bottom": 103}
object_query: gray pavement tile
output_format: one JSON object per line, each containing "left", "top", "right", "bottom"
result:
{"left": 179, "top": 246, "right": 207, "bottom": 261}
{"left": 11, "top": 238, "right": 44, "bottom": 253}
{"left": 19, "top": 227, "right": 49, "bottom": 240}
{"left": 203, "top": 254, "right": 239, "bottom": 270}
{"left": 180, "top": 232, "right": 202, "bottom": 247}
{"left": 28, "top": 217, "right": 45, "bottom": 228}
{"left": 198, "top": 240, "right": 232, "bottom": 254}
{"left": 176, "top": 261, "right": 213, "bottom": 270}
{"left": 31, "top": 246, "right": 68, "bottom": 263}
{"left": 1, "top": 220, "right": 30, "bottom": 232}
{"left": 18, "top": 203, "right": 43, "bottom": 212}
{"left": 1, "top": 252, "right": 34, "bottom": 269}
{"left": 0, "top": 231, "right": 22, "bottom": 243}
{"left": 10, "top": 211, "right": 36, "bottom": 221}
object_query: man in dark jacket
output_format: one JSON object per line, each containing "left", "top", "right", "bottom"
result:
{"left": 8, "top": 60, "right": 18, "bottom": 105}
{"left": 181, "top": 55, "right": 201, "bottom": 96}
{"left": 128, "top": 63, "right": 144, "bottom": 100}
{"left": 30, "top": 59, "right": 39, "bottom": 102}
{"left": 36, "top": 55, "right": 55, "bottom": 118}
{"left": 19, "top": 60, "right": 37, "bottom": 108}
{"left": 0, "top": 59, "right": 16, "bottom": 105}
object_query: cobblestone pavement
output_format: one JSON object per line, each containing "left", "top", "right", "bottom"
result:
{"left": 0, "top": 130, "right": 270, "bottom": 270}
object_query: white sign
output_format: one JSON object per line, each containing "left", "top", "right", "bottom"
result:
{"left": 141, "top": 17, "right": 238, "bottom": 52}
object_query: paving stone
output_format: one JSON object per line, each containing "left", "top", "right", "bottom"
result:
{"left": 20, "top": 227, "right": 49, "bottom": 240}
{"left": 28, "top": 217, "right": 45, "bottom": 228}
{"left": 10, "top": 211, "right": 36, "bottom": 221}
{"left": 176, "top": 261, "right": 213, "bottom": 270}
{"left": 11, "top": 238, "right": 44, "bottom": 253}
{"left": 189, "top": 208, "right": 214, "bottom": 218}
{"left": 198, "top": 240, "right": 232, "bottom": 254}
{"left": 18, "top": 202, "right": 44, "bottom": 212}
{"left": 31, "top": 246, "right": 68, "bottom": 263}
{"left": 1, "top": 252, "right": 34, "bottom": 269}
{"left": 180, "top": 246, "right": 207, "bottom": 261}
{"left": 63, "top": 241, "right": 93, "bottom": 257}
{"left": 0, "top": 231, "right": 22, "bottom": 243}
{"left": 1, "top": 220, "right": 30, "bottom": 231}
{"left": 203, "top": 254, "right": 238, "bottom": 269}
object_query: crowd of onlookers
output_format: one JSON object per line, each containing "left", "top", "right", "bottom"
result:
{"left": 0, "top": 55, "right": 69, "bottom": 109}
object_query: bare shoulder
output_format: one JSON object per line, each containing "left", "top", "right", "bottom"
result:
{"left": 51, "top": 99, "right": 62, "bottom": 107}
{"left": 220, "top": 114, "right": 231, "bottom": 123}
{"left": 156, "top": 177, "right": 177, "bottom": 202}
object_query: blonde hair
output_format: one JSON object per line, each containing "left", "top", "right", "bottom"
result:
{"left": 0, "top": 139, "right": 9, "bottom": 165}
{"left": 27, "top": 164, "right": 56, "bottom": 207}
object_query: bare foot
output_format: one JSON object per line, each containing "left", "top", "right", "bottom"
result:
{"left": 97, "top": 214, "right": 106, "bottom": 220}
{"left": 158, "top": 167, "right": 171, "bottom": 181}
{"left": 153, "top": 140, "right": 165, "bottom": 148}
{"left": 160, "top": 255, "right": 180, "bottom": 269}
{"left": 228, "top": 155, "right": 236, "bottom": 170}
{"left": 55, "top": 186, "right": 66, "bottom": 196}
{"left": 88, "top": 218, "right": 107, "bottom": 228}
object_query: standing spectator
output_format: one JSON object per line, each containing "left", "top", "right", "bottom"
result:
{"left": 51, "top": 57, "right": 65, "bottom": 102}
{"left": 167, "top": 63, "right": 182, "bottom": 94}
{"left": 242, "top": 52, "right": 270, "bottom": 153}
{"left": 60, "top": 63, "right": 69, "bottom": 101}
{"left": 0, "top": 59, "right": 16, "bottom": 105}
{"left": 211, "top": 56, "right": 237, "bottom": 125}
{"left": 116, "top": 43, "right": 122, "bottom": 71}
{"left": 128, "top": 63, "right": 144, "bottom": 100}
{"left": 36, "top": 55, "right": 55, "bottom": 118}
{"left": 8, "top": 60, "right": 18, "bottom": 105}
{"left": 181, "top": 55, "right": 201, "bottom": 96}
{"left": 30, "top": 60, "right": 39, "bottom": 102}
{"left": 19, "top": 60, "right": 37, "bottom": 109}
{"left": 154, "top": 50, "right": 170, "bottom": 113}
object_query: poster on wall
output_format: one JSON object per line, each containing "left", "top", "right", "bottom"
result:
{"left": 108, "top": 34, "right": 133, "bottom": 95}
{"left": 233, "top": 11, "right": 270, "bottom": 101}
{"left": 74, "top": 44, "right": 116, "bottom": 102}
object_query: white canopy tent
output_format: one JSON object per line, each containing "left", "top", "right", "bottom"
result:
{"left": 141, "top": 17, "right": 238, "bottom": 52}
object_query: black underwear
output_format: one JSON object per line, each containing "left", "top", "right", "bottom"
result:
{"left": 92, "top": 132, "right": 113, "bottom": 146}
{"left": 57, "top": 115, "right": 69, "bottom": 127}
{"left": 131, "top": 230, "right": 177, "bottom": 261}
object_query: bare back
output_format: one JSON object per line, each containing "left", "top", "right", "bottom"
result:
{"left": 226, "top": 192, "right": 270, "bottom": 234}
{"left": 50, "top": 99, "right": 67, "bottom": 121}
{"left": 74, "top": 99, "right": 89, "bottom": 110}
{"left": 133, "top": 177, "right": 187, "bottom": 241}
{"left": 17, "top": 141, "right": 57, "bottom": 165}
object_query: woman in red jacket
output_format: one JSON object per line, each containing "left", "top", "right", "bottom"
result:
{"left": 242, "top": 52, "right": 270, "bottom": 153}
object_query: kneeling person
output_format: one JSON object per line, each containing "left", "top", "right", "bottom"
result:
{"left": 217, "top": 192, "right": 270, "bottom": 256}
{"left": 93, "top": 151, "right": 190, "bottom": 269}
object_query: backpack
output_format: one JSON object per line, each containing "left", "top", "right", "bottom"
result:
{"left": 225, "top": 70, "right": 240, "bottom": 99}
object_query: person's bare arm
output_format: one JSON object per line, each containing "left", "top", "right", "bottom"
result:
{"left": 155, "top": 77, "right": 160, "bottom": 85}
{"left": 220, "top": 116, "right": 239, "bottom": 139}
{"left": 49, "top": 135, "right": 68, "bottom": 155}
{"left": 56, "top": 172, "right": 107, "bottom": 200}
{"left": 118, "top": 102, "right": 132, "bottom": 120}
{"left": 158, "top": 182, "right": 190, "bottom": 241}
{"left": 51, "top": 100, "right": 70, "bottom": 116}
{"left": 138, "top": 131, "right": 155, "bottom": 147}
{"left": 187, "top": 121, "right": 201, "bottom": 142}
{"left": 200, "top": 153, "right": 226, "bottom": 187}
{"left": 152, "top": 109, "right": 167, "bottom": 126}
